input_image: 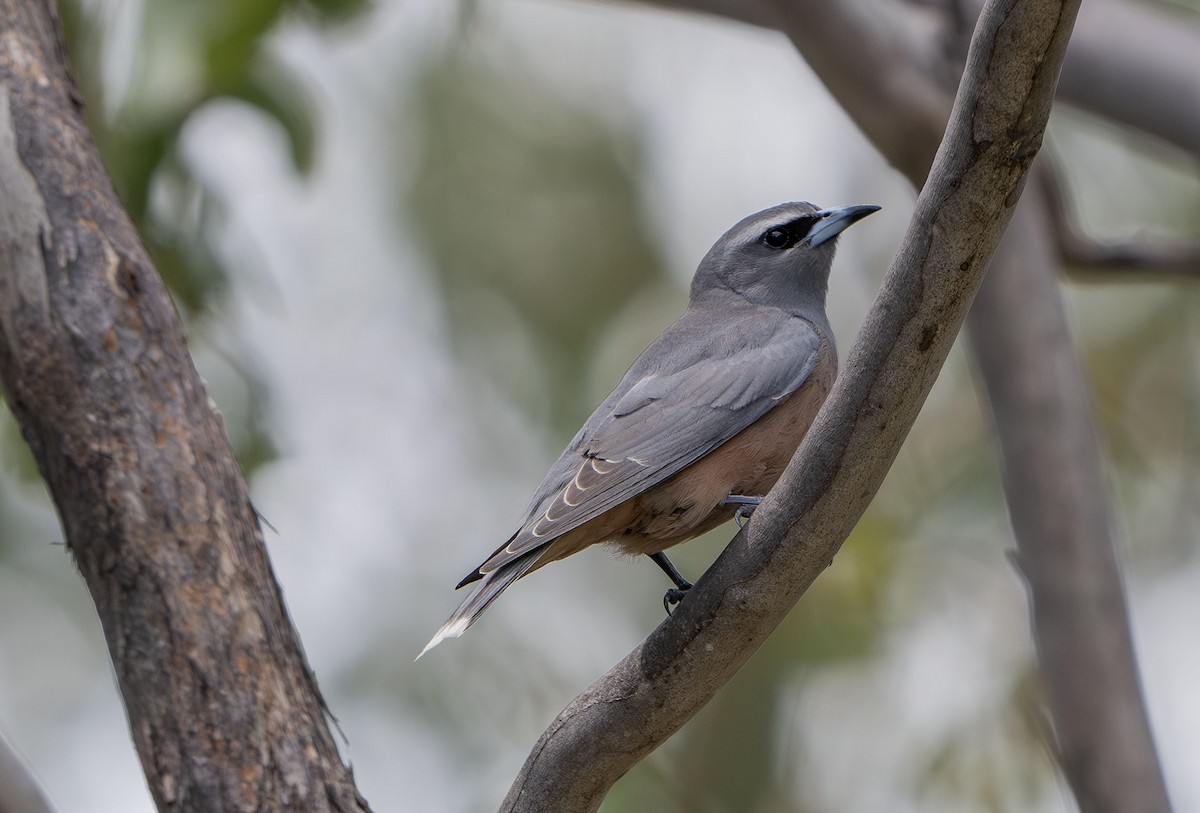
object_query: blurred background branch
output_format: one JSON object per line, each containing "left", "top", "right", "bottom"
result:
{"left": 1038, "top": 163, "right": 1200, "bottom": 279}
{"left": 0, "top": 732, "right": 56, "bottom": 813}
{"left": 969, "top": 185, "right": 1174, "bottom": 813}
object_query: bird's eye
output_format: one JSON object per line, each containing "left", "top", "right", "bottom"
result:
{"left": 763, "top": 228, "right": 791, "bottom": 249}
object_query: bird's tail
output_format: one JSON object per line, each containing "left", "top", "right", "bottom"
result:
{"left": 418, "top": 552, "right": 540, "bottom": 658}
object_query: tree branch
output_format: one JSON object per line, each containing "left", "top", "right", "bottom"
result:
{"left": 967, "top": 182, "right": 1174, "bottom": 813}
{"left": 625, "top": 0, "right": 1200, "bottom": 164}
{"left": 0, "top": 732, "right": 56, "bottom": 813}
{"left": 502, "top": 1, "right": 1079, "bottom": 809}
{"left": 0, "top": 2, "right": 371, "bottom": 811}
{"left": 771, "top": 1, "right": 1176, "bottom": 809}
{"left": 1059, "top": 0, "right": 1200, "bottom": 157}
{"left": 1038, "top": 161, "right": 1200, "bottom": 279}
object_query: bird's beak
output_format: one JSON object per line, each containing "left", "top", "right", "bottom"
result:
{"left": 806, "top": 203, "right": 881, "bottom": 247}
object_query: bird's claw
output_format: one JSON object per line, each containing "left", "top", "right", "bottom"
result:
{"left": 723, "top": 494, "right": 761, "bottom": 528}
{"left": 734, "top": 503, "right": 757, "bottom": 528}
{"left": 663, "top": 587, "right": 690, "bottom": 615}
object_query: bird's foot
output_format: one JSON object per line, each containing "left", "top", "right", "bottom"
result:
{"left": 664, "top": 586, "right": 691, "bottom": 615}
{"left": 722, "top": 494, "right": 761, "bottom": 527}
{"left": 734, "top": 506, "right": 755, "bottom": 528}
{"left": 648, "top": 552, "right": 693, "bottom": 615}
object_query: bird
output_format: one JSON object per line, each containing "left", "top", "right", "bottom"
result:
{"left": 420, "top": 201, "right": 879, "bottom": 656}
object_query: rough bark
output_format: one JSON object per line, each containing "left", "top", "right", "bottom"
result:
{"left": 969, "top": 185, "right": 1174, "bottom": 813}
{"left": 0, "top": 3, "right": 371, "bottom": 812}
{"left": 501, "top": 0, "right": 1080, "bottom": 809}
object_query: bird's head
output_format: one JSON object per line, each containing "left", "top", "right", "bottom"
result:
{"left": 691, "top": 201, "right": 880, "bottom": 316}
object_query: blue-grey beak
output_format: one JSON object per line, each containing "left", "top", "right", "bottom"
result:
{"left": 806, "top": 204, "right": 881, "bottom": 247}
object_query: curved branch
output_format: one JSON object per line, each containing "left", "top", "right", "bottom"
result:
{"left": 1038, "top": 162, "right": 1200, "bottom": 279}
{"left": 773, "top": 2, "right": 1176, "bottom": 810}
{"left": 968, "top": 183, "right": 1174, "bottom": 813}
{"left": 502, "top": 1, "right": 1079, "bottom": 809}
{"left": 0, "top": 3, "right": 371, "bottom": 811}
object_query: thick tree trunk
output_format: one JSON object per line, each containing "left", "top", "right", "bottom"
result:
{"left": 0, "top": 2, "right": 371, "bottom": 811}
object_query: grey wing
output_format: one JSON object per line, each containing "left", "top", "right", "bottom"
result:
{"left": 476, "top": 312, "right": 825, "bottom": 577}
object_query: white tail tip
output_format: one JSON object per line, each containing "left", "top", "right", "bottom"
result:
{"left": 416, "top": 616, "right": 470, "bottom": 660}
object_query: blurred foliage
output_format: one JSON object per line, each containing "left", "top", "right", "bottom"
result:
{"left": 406, "top": 40, "right": 673, "bottom": 434}
{"left": 48, "top": 0, "right": 371, "bottom": 472}
{"left": 917, "top": 668, "right": 1056, "bottom": 813}
{"left": 57, "top": 0, "right": 361, "bottom": 309}
{"left": 1051, "top": 109, "right": 1200, "bottom": 567}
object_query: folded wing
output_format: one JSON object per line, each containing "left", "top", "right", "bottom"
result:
{"left": 474, "top": 309, "right": 825, "bottom": 577}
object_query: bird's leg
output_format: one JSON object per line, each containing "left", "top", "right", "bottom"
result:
{"left": 648, "top": 551, "right": 693, "bottom": 614}
{"left": 722, "top": 494, "right": 762, "bottom": 527}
